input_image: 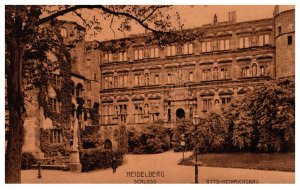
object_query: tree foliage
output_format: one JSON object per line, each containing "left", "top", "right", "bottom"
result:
{"left": 193, "top": 112, "right": 228, "bottom": 153}
{"left": 222, "top": 79, "right": 295, "bottom": 152}
{"left": 127, "top": 120, "right": 171, "bottom": 154}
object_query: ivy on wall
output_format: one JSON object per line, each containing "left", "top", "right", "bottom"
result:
{"left": 38, "top": 44, "right": 73, "bottom": 157}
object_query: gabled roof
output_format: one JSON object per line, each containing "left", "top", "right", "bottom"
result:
{"left": 132, "top": 95, "right": 145, "bottom": 101}
{"left": 117, "top": 96, "right": 129, "bottom": 102}
{"left": 102, "top": 97, "right": 114, "bottom": 103}
{"left": 219, "top": 88, "right": 234, "bottom": 96}
{"left": 200, "top": 89, "right": 215, "bottom": 97}
{"left": 148, "top": 94, "right": 161, "bottom": 100}
{"left": 237, "top": 87, "right": 251, "bottom": 94}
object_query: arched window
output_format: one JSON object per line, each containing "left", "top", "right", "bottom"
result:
{"left": 104, "top": 139, "right": 112, "bottom": 150}
{"left": 189, "top": 72, "right": 194, "bottom": 82}
{"left": 76, "top": 83, "right": 84, "bottom": 97}
{"left": 252, "top": 63, "right": 257, "bottom": 77}
{"left": 60, "top": 28, "right": 68, "bottom": 37}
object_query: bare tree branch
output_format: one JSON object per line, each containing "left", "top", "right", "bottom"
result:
{"left": 141, "top": 5, "right": 171, "bottom": 23}
{"left": 109, "top": 7, "right": 116, "bottom": 38}
{"left": 72, "top": 9, "right": 87, "bottom": 25}
{"left": 30, "top": 5, "right": 176, "bottom": 36}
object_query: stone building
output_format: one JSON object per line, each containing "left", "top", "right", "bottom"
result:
{"left": 97, "top": 8, "right": 295, "bottom": 130}
{"left": 13, "top": 6, "right": 294, "bottom": 159}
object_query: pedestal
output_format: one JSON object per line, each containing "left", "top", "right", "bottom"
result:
{"left": 69, "top": 150, "right": 82, "bottom": 172}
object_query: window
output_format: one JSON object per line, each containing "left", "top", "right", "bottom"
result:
{"left": 150, "top": 47, "right": 159, "bottom": 58}
{"left": 288, "top": 36, "right": 293, "bottom": 45}
{"left": 219, "top": 40, "right": 229, "bottom": 50}
{"left": 155, "top": 74, "right": 159, "bottom": 85}
{"left": 202, "top": 69, "right": 211, "bottom": 80}
{"left": 221, "top": 97, "right": 231, "bottom": 106}
{"left": 119, "top": 52, "right": 128, "bottom": 62}
{"left": 167, "top": 73, "right": 173, "bottom": 84}
{"left": 50, "top": 74, "right": 61, "bottom": 87}
{"left": 86, "top": 58, "right": 91, "bottom": 66}
{"left": 134, "top": 74, "right": 142, "bottom": 86}
{"left": 258, "top": 34, "right": 270, "bottom": 46}
{"left": 118, "top": 74, "right": 129, "bottom": 87}
{"left": 202, "top": 41, "right": 211, "bottom": 52}
{"left": 134, "top": 105, "right": 143, "bottom": 123}
{"left": 134, "top": 49, "right": 144, "bottom": 60}
{"left": 242, "top": 67, "right": 250, "bottom": 77}
{"left": 183, "top": 43, "right": 193, "bottom": 54}
{"left": 104, "top": 76, "right": 113, "bottom": 89}
{"left": 220, "top": 68, "right": 229, "bottom": 79}
{"left": 203, "top": 99, "right": 213, "bottom": 111}
{"left": 225, "top": 39, "right": 230, "bottom": 50}
{"left": 202, "top": 69, "right": 211, "bottom": 81}
{"left": 50, "top": 129, "right": 62, "bottom": 144}
{"left": 124, "top": 75, "right": 128, "bottom": 87}
{"left": 239, "top": 37, "right": 250, "bottom": 48}
{"left": 260, "top": 65, "right": 268, "bottom": 76}
{"left": 278, "top": 26, "right": 282, "bottom": 35}
{"left": 48, "top": 98, "right": 61, "bottom": 113}
{"left": 86, "top": 100, "right": 91, "bottom": 108}
{"left": 118, "top": 74, "right": 128, "bottom": 88}
{"left": 189, "top": 72, "right": 194, "bottom": 82}
{"left": 104, "top": 53, "right": 113, "bottom": 62}
{"left": 166, "top": 45, "right": 176, "bottom": 56}
{"left": 94, "top": 73, "right": 97, "bottom": 80}
{"left": 102, "top": 105, "right": 113, "bottom": 124}
{"left": 168, "top": 109, "right": 171, "bottom": 122}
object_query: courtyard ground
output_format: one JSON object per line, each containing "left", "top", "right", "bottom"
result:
{"left": 21, "top": 151, "right": 295, "bottom": 184}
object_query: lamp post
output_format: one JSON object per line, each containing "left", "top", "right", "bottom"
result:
{"left": 180, "top": 134, "right": 186, "bottom": 161}
{"left": 193, "top": 114, "right": 200, "bottom": 184}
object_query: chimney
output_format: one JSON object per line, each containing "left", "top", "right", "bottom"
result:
{"left": 228, "top": 11, "right": 236, "bottom": 23}
{"left": 273, "top": 5, "right": 279, "bottom": 17}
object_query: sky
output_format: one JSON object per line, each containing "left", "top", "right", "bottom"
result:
{"left": 57, "top": 5, "right": 295, "bottom": 42}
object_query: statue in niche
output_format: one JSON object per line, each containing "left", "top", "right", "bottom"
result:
{"left": 213, "top": 14, "right": 218, "bottom": 25}
{"left": 251, "top": 35, "right": 257, "bottom": 46}
{"left": 212, "top": 39, "right": 218, "bottom": 51}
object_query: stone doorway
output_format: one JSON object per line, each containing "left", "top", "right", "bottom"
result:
{"left": 176, "top": 108, "right": 185, "bottom": 119}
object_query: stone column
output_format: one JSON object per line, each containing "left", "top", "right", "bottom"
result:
{"left": 69, "top": 116, "right": 82, "bottom": 172}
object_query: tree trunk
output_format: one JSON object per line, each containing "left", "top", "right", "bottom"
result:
{"left": 5, "top": 37, "right": 26, "bottom": 183}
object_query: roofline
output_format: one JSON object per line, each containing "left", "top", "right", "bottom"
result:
{"left": 98, "top": 17, "right": 275, "bottom": 44}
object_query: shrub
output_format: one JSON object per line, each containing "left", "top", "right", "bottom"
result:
{"left": 21, "top": 152, "right": 37, "bottom": 170}
{"left": 79, "top": 149, "right": 123, "bottom": 172}
{"left": 127, "top": 120, "right": 171, "bottom": 154}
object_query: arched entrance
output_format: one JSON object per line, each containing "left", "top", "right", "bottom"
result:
{"left": 104, "top": 139, "right": 112, "bottom": 150}
{"left": 176, "top": 108, "right": 185, "bottom": 119}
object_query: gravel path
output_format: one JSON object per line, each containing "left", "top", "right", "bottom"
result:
{"left": 21, "top": 151, "right": 295, "bottom": 184}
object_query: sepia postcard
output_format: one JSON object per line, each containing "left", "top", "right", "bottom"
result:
{"left": 4, "top": 3, "right": 295, "bottom": 185}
